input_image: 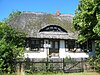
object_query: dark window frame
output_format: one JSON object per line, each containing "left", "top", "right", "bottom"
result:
{"left": 49, "top": 40, "right": 59, "bottom": 53}
{"left": 80, "top": 41, "right": 92, "bottom": 52}
{"left": 39, "top": 25, "right": 67, "bottom": 33}
{"left": 65, "top": 40, "right": 76, "bottom": 52}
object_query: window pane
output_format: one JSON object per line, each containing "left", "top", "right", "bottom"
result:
{"left": 40, "top": 40, "right": 44, "bottom": 48}
{"left": 31, "top": 40, "right": 35, "bottom": 44}
{"left": 55, "top": 41, "right": 58, "bottom": 49}
{"left": 50, "top": 41, "right": 53, "bottom": 48}
{"left": 88, "top": 41, "right": 92, "bottom": 51}
{"left": 31, "top": 39, "right": 39, "bottom": 51}
{"left": 50, "top": 27, "right": 53, "bottom": 29}
{"left": 65, "top": 41, "right": 68, "bottom": 48}
{"left": 25, "top": 39, "right": 30, "bottom": 47}
{"left": 45, "top": 27, "right": 49, "bottom": 31}
{"left": 54, "top": 27, "right": 57, "bottom": 29}
{"left": 68, "top": 40, "right": 75, "bottom": 52}
{"left": 69, "top": 40, "right": 75, "bottom": 48}
{"left": 36, "top": 40, "right": 39, "bottom": 44}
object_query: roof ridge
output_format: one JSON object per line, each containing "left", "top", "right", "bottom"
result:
{"left": 22, "top": 12, "right": 73, "bottom": 17}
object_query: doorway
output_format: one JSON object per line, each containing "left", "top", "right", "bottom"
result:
{"left": 49, "top": 40, "right": 59, "bottom": 57}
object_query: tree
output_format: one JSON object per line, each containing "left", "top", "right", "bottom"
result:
{"left": 4, "top": 11, "right": 22, "bottom": 23}
{"left": 73, "top": 0, "right": 100, "bottom": 71}
{"left": 73, "top": 0, "right": 100, "bottom": 43}
{"left": 0, "top": 22, "right": 25, "bottom": 72}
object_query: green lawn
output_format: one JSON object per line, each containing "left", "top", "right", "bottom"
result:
{"left": 32, "top": 72, "right": 99, "bottom": 75}
{"left": 1, "top": 72, "right": 100, "bottom": 75}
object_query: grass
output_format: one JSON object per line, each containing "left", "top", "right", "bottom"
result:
{"left": 0, "top": 72, "right": 100, "bottom": 75}
{"left": 31, "top": 72, "right": 100, "bottom": 75}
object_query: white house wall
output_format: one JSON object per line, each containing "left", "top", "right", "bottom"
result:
{"left": 59, "top": 40, "right": 66, "bottom": 58}
{"left": 65, "top": 52, "right": 89, "bottom": 58}
{"left": 24, "top": 48, "right": 47, "bottom": 58}
{"left": 59, "top": 40, "right": 90, "bottom": 58}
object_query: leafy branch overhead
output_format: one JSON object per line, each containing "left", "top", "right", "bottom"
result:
{"left": 73, "top": 0, "right": 100, "bottom": 43}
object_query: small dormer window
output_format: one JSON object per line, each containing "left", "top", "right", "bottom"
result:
{"left": 39, "top": 25, "right": 67, "bottom": 33}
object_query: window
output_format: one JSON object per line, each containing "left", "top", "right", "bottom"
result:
{"left": 65, "top": 40, "right": 76, "bottom": 52}
{"left": 54, "top": 26, "right": 57, "bottom": 30}
{"left": 25, "top": 39, "right": 44, "bottom": 51}
{"left": 40, "top": 40, "right": 44, "bottom": 48}
{"left": 31, "top": 39, "right": 39, "bottom": 51}
{"left": 39, "top": 25, "right": 67, "bottom": 33}
{"left": 31, "top": 39, "right": 44, "bottom": 51}
{"left": 65, "top": 40, "right": 90, "bottom": 52}
{"left": 80, "top": 43, "right": 86, "bottom": 50}
{"left": 68, "top": 40, "right": 75, "bottom": 51}
{"left": 25, "top": 39, "right": 30, "bottom": 48}
{"left": 80, "top": 41, "right": 92, "bottom": 52}
{"left": 65, "top": 40, "right": 68, "bottom": 51}
{"left": 55, "top": 41, "right": 59, "bottom": 49}
{"left": 50, "top": 40, "right": 59, "bottom": 50}
{"left": 88, "top": 41, "right": 92, "bottom": 52}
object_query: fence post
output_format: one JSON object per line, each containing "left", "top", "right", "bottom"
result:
{"left": 16, "top": 63, "right": 20, "bottom": 75}
{"left": 46, "top": 57, "right": 48, "bottom": 72}
{"left": 81, "top": 58, "right": 84, "bottom": 72}
{"left": 63, "top": 58, "right": 65, "bottom": 72}
{"left": 32, "top": 58, "right": 34, "bottom": 72}
{"left": 21, "top": 63, "right": 25, "bottom": 75}
{"left": 26, "top": 57, "right": 30, "bottom": 70}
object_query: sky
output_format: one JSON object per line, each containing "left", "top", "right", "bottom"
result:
{"left": 0, "top": 0, "right": 79, "bottom": 21}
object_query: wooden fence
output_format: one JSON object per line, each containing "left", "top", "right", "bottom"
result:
{"left": 12, "top": 58, "right": 96, "bottom": 73}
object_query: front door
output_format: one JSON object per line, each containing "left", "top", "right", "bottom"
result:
{"left": 49, "top": 40, "right": 59, "bottom": 57}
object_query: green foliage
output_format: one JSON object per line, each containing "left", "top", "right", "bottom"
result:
{"left": 64, "top": 57, "right": 77, "bottom": 63}
{"left": 93, "top": 21, "right": 100, "bottom": 36}
{"left": 1, "top": 72, "right": 99, "bottom": 75}
{"left": 73, "top": 0, "right": 100, "bottom": 70}
{"left": 92, "top": 41, "right": 100, "bottom": 71}
{"left": 73, "top": 0, "right": 100, "bottom": 43}
{"left": 0, "top": 22, "right": 25, "bottom": 72}
{"left": 4, "top": 11, "right": 22, "bottom": 23}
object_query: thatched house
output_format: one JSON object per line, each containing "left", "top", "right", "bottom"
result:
{"left": 8, "top": 11, "right": 94, "bottom": 58}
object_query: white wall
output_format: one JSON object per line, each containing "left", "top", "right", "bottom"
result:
{"left": 65, "top": 52, "right": 89, "bottom": 58}
{"left": 59, "top": 40, "right": 66, "bottom": 58}
{"left": 24, "top": 48, "right": 48, "bottom": 58}
{"left": 59, "top": 40, "right": 90, "bottom": 58}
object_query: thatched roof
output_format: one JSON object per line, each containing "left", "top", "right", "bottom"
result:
{"left": 8, "top": 12, "right": 78, "bottom": 39}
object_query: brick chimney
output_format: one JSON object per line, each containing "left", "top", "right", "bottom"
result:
{"left": 56, "top": 10, "right": 60, "bottom": 16}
